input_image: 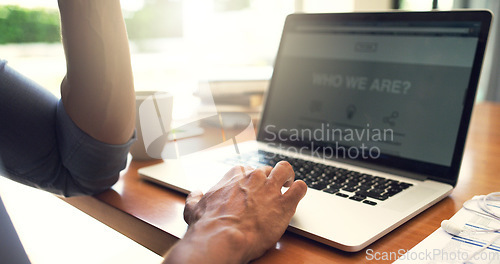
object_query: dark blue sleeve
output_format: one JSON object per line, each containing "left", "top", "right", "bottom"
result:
{"left": 0, "top": 195, "right": 31, "bottom": 264}
{"left": 0, "top": 59, "right": 135, "bottom": 197}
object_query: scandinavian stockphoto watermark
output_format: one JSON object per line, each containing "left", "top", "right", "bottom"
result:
{"left": 263, "top": 123, "right": 394, "bottom": 160}
{"left": 365, "top": 248, "right": 500, "bottom": 262}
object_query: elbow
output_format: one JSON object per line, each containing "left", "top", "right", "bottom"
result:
{"left": 64, "top": 173, "right": 120, "bottom": 197}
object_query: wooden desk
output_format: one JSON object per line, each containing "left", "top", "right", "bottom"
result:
{"left": 63, "top": 102, "right": 500, "bottom": 263}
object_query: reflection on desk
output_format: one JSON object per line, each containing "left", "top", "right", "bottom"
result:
{"left": 0, "top": 177, "right": 163, "bottom": 264}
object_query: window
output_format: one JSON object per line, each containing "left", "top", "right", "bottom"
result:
{"left": 1, "top": 0, "right": 494, "bottom": 103}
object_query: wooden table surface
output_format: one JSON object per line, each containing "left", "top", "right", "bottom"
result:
{"left": 63, "top": 102, "right": 500, "bottom": 263}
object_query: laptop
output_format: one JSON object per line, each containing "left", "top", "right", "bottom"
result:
{"left": 139, "top": 11, "right": 492, "bottom": 252}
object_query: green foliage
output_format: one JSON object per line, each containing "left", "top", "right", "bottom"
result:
{"left": 0, "top": 5, "right": 60, "bottom": 44}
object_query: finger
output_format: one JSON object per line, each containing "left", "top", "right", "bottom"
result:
{"left": 282, "top": 180, "right": 307, "bottom": 211}
{"left": 242, "top": 166, "right": 272, "bottom": 186}
{"left": 253, "top": 165, "right": 272, "bottom": 177}
{"left": 268, "top": 161, "right": 295, "bottom": 188}
{"left": 183, "top": 190, "right": 204, "bottom": 225}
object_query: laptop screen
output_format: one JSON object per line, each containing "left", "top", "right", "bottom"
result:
{"left": 257, "top": 11, "right": 491, "bottom": 184}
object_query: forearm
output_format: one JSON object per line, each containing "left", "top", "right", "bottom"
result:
{"left": 58, "top": 0, "right": 135, "bottom": 144}
{"left": 163, "top": 219, "right": 250, "bottom": 264}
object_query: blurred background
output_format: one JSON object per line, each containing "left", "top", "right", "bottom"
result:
{"left": 0, "top": 0, "right": 498, "bottom": 107}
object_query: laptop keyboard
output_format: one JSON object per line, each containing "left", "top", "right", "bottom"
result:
{"left": 224, "top": 150, "right": 413, "bottom": 206}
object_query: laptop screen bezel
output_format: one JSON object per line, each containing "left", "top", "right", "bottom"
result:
{"left": 257, "top": 10, "right": 492, "bottom": 186}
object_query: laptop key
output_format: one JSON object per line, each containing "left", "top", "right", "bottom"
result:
{"left": 323, "top": 188, "right": 339, "bottom": 194}
{"left": 385, "top": 188, "right": 403, "bottom": 196}
{"left": 349, "top": 195, "right": 364, "bottom": 202}
{"left": 342, "top": 186, "right": 359, "bottom": 193}
{"left": 367, "top": 188, "right": 385, "bottom": 195}
{"left": 356, "top": 191, "right": 389, "bottom": 201}
{"left": 344, "top": 181, "right": 359, "bottom": 188}
{"left": 360, "top": 173, "right": 373, "bottom": 179}
{"left": 399, "top": 183, "right": 413, "bottom": 189}
{"left": 372, "top": 194, "right": 389, "bottom": 201}
{"left": 329, "top": 183, "right": 345, "bottom": 190}
{"left": 310, "top": 182, "right": 328, "bottom": 190}
{"left": 336, "top": 193, "right": 349, "bottom": 198}
{"left": 357, "top": 185, "right": 371, "bottom": 192}
{"left": 355, "top": 193, "right": 367, "bottom": 199}
{"left": 363, "top": 200, "right": 377, "bottom": 206}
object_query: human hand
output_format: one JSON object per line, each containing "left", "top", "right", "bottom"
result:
{"left": 165, "top": 161, "right": 307, "bottom": 264}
